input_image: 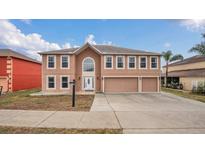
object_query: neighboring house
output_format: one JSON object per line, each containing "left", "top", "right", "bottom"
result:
{"left": 161, "top": 55, "right": 205, "bottom": 91}
{"left": 39, "top": 43, "right": 161, "bottom": 94}
{"left": 0, "top": 49, "right": 42, "bottom": 93}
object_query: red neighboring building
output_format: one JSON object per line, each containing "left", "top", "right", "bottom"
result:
{"left": 0, "top": 49, "right": 41, "bottom": 93}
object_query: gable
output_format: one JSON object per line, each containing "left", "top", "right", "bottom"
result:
{"left": 74, "top": 43, "right": 102, "bottom": 55}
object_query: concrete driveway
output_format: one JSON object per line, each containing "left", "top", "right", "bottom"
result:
{"left": 91, "top": 93, "right": 205, "bottom": 133}
{"left": 1, "top": 92, "right": 205, "bottom": 133}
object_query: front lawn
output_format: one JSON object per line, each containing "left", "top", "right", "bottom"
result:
{"left": 0, "top": 89, "right": 94, "bottom": 111}
{"left": 161, "top": 87, "right": 205, "bottom": 103}
{"left": 0, "top": 126, "right": 122, "bottom": 134}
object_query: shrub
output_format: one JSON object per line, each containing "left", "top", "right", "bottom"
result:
{"left": 193, "top": 81, "right": 205, "bottom": 95}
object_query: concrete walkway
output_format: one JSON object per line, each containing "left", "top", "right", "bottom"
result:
{"left": 90, "top": 94, "right": 113, "bottom": 111}
{"left": 1, "top": 92, "right": 205, "bottom": 133}
{"left": 0, "top": 110, "right": 120, "bottom": 129}
{"left": 0, "top": 94, "right": 119, "bottom": 129}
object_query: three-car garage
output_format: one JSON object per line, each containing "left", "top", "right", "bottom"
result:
{"left": 103, "top": 76, "right": 159, "bottom": 93}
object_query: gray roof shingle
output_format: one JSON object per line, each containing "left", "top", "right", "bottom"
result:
{"left": 38, "top": 48, "right": 78, "bottom": 55}
{"left": 0, "top": 49, "right": 41, "bottom": 64}
{"left": 163, "top": 55, "right": 205, "bottom": 67}
{"left": 39, "top": 45, "right": 160, "bottom": 55}
{"left": 161, "top": 68, "right": 205, "bottom": 77}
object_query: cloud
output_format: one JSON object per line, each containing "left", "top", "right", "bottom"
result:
{"left": 62, "top": 43, "right": 71, "bottom": 49}
{"left": 20, "top": 19, "right": 32, "bottom": 25}
{"left": 84, "top": 34, "right": 96, "bottom": 45}
{"left": 179, "top": 19, "right": 205, "bottom": 31}
{"left": 0, "top": 20, "right": 70, "bottom": 61}
{"left": 73, "top": 45, "right": 80, "bottom": 48}
{"left": 164, "top": 42, "right": 171, "bottom": 48}
{"left": 103, "top": 41, "right": 113, "bottom": 45}
{"left": 84, "top": 34, "right": 113, "bottom": 46}
{"left": 0, "top": 21, "right": 114, "bottom": 61}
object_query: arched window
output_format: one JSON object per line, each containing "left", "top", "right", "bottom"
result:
{"left": 83, "top": 57, "right": 94, "bottom": 72}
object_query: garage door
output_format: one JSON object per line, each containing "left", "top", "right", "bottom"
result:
{"left": 142, "top": 77, "right": 158, "bottom": 92}
{"left": 104, "top": 77, "right": 138, "bottom": 93}
{"left": 0, "top": 77, "right": 8, "bottom": 93}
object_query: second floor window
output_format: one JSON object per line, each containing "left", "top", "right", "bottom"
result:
{"left": 61, "top": 55, "right": 69, "bottom": 69}
{"left": 105, "top": 56, "right": 113, "bottom": 68}
{"left": 83, "top": 57, "right": 94, "bottom": 72}
{"left": 117, "top": 56, "right": 124, "bottom": 69}
{"left": 128, "top": 56, "right": 136, "bottom": 69}
{"left": 151, "top": 57, "right": 158, "bottom": 69}
{"left": 48, "top": 55, "right": 55, "bottom": 68}
{"left": 140, "top": 57, "right": 147, "bottom": 69}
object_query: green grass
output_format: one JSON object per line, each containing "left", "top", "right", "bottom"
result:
{"left": 161, "top": 87, "right": 205, "bottom": 103}
{"left": 0, "top": 126, "right": 122, "bottom": 134}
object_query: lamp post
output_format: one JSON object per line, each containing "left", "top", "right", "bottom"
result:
{"left": 69, "top": 79, "right": 76, "bottom": 107}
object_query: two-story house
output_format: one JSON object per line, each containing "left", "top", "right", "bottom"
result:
{"left": 162, "top": 55, "right": 205, "bottom": 91}
{"left": 39, "top": 43, "right": 161, "bottom": 94}
{"left": 0, "top": 49, "right": 41, "bottom": 93}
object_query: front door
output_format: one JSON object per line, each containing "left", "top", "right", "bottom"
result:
{"left": 84, "top": 77, "right": 94, "bottom": 90}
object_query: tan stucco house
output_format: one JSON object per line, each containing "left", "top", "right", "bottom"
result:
{"left": 162, "top": 55, "right": 205, "bottom": 91}
{"left": 39, "top": 43, "right": 161, "bottom": 94}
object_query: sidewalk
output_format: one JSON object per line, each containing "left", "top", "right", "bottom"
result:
{"left": 2, "top": 93, "right": 205, "bottom": 133}
{"left": 0, "top": 110, "right": 120, "bottom": 129}
{"left": 0, "top": 93, "right": 120, "bottom": 130}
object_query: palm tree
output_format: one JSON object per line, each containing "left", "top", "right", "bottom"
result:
{"left": 162, "top": 51, "right": 184, "bottom": 87}
{"left": 162, "top": 50, "right": 172, "bottom": 87}
{"left": 170, "top": 54, "right": 184, "bottom": 62}
{"left": 189, "top": 33, "right": 205, "bottom": 55}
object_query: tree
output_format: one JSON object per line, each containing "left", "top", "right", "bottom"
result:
{"left": 162, "top": 51, "right": 184, "bottom": 87}
{"left": 170, "top": 54, "right": 184, "bottom": 62}
{"left": 189, "top": 33, "right": 205, "bottom": 55}
{"left": 162, "top": 50, "right": 172, "bottom": 87}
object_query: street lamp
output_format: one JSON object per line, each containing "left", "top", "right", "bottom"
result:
{"left": 69, "top": 79, "right": 76, "bottom": 107}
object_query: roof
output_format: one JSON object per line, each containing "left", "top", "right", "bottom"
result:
{"left": 0, "top": 49, "right": 41, "bottom": 64}
{"left": 161, "top": 68, "right": 205, "bottom": 77}
{"left": 39, "top": 43, "right": 160, "bottom": 56}
{"left": 163, "top": 55, "right": 205, "bottom": 67}
{"left": 94, "top": 45, "right": 160, "bottom": 55}
{"left": 39, "top": 48, "right": 78, "bottom": 55}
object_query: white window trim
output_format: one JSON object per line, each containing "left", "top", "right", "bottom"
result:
{"left": 127, "top": 56, "right": 136, "bottom": 69}
{"left": 104, "top": 56, "right": 113, "bottom": 69}
{"left": 116, "top": 56, "right": 125, "bottom": 69}
{"left": 46, "top": 75, "right": 56, "bottom": 90}
{"left": 82, "top": 57, "right": 95, "bottom": 74}
{"left": 139, "top": 56, "right": 147, "bottom": 69}
{"left": 47, "top": 55, "right": 56, "bottom": 69}
{"left": 60, "top": 55, "right": 70, "bottom": 69}
{"left": 150, "top": 56, "right": 158, "bottom": 69}
{"left": 60, "top": 75, "right": 70, "bottom": 89}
